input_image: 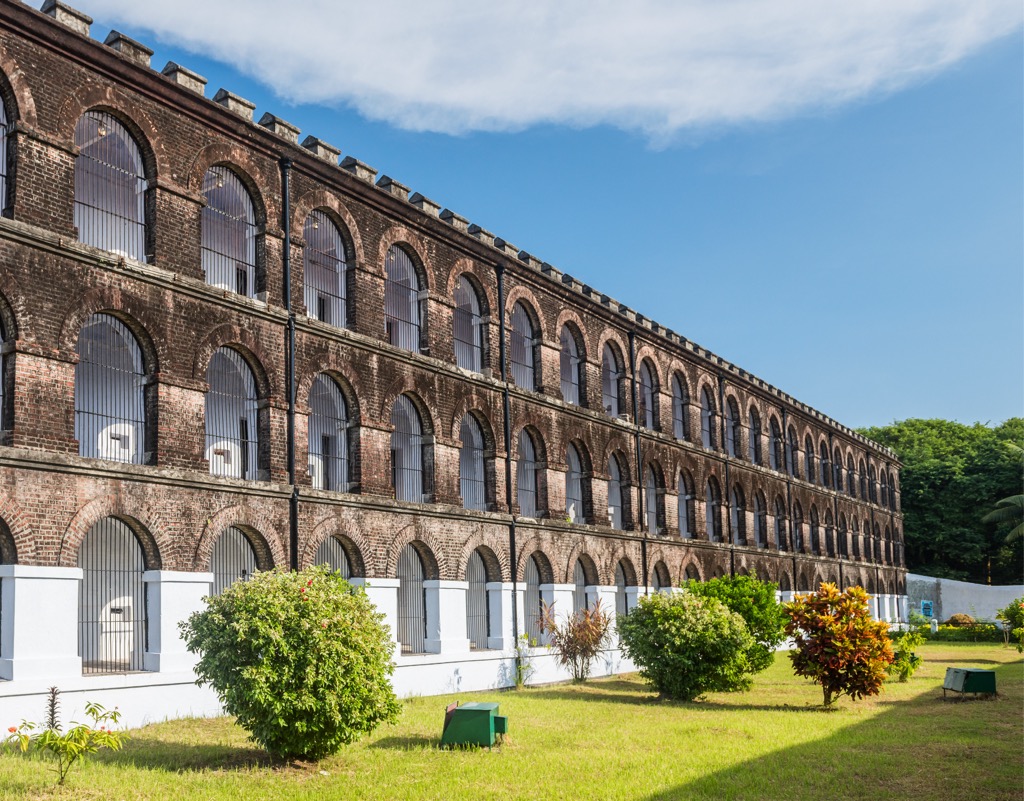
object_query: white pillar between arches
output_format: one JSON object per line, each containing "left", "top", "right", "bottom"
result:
{"left": 485, "top": 581, "right": 518, "bottom": 650}
{"left": 142, "top": 570, "right": 213, "bottom": 673}
{"left": 625, "top": 586, "right": 656, "bottom": 611}
{"left": 539, "top": 583, "right": 574, "bottom": 645}
{"left": 349, "top": 577, "right": 401, "bottom": 657}
{"left": 0, "top": 565, "right": 83, "bottom": 681}
{"left": 424, "top": 580, "right": 471, "bottom": 654}
{"left": 898, "top": 594, "right": 909, "bottom": 623}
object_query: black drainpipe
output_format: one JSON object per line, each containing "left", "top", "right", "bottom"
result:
{"left": 830, "top": 432, "right": 843, "bottom": 587}
{"left": 782, "top": 408, "right": 796, "bottom": 588}
{"left": 628, "top": 331, "right": 648, "bottom": 593}
{"left": 280, "top": 158, "right": 298, "bottom": 571}
{"left": 496, "top": 263, "right": 519, "bottom": 645}
{"left": 719, "top": 374, "right": 734, "bottom": 575}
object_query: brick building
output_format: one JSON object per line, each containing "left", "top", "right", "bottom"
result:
{"left": 0, "top": 1, "right": 905, "bottom": 724}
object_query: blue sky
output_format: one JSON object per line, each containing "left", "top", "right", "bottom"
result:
{"left": 84, "top": 2, "right": 1023, "bottom": 429}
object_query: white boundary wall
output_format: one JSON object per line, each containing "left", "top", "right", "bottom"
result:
{"left": 906, "top": 573, "right": 1023, "bottom": 622}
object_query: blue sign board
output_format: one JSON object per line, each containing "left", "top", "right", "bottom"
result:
{"left": 921, "top": 600, "right": 933, "bottom": 618}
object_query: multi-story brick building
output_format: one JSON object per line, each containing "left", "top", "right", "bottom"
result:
{"left": 0, "top": 1, "right": 905, "bottom": 724}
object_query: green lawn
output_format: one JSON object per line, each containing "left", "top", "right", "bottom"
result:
{"left": 2, "top": 643, "right": 1021, "bottom": 800}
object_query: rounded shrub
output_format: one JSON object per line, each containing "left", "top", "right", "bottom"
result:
{"left": 181, "top": 565, "right": 401, "bottom": 760}
{"left": 943, "top": 613, "right": 976, "bottom": 628}
{"left": 616, "top": 591, "right": 754, "bottom": 701}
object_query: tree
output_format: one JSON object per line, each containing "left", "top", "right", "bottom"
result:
{"left": 682, "top": 574, "right": 786, "bottom": 673}
{"left": 617, "top": 592, "right": 754, "bottom": 701}
{"left": 858, "top": 418, "right": 1024, "bottom": 583}
{"left": 539, "top": 600, "right": 612, "bottom": 682}
{"left": 181, "top": 565, "right": 401, "bottom": 761}
{"left": 981, "top": 443, "right": 1024, "bottom": 544}
{"left": 784, "top": 583, "right": 894, "bottom": 708}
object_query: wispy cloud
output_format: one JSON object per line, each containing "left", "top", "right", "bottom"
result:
{"left": 85, "top": 0, "right": 1021, "bottom": 136}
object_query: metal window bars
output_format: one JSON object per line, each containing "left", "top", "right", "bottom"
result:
{"left": 74, "top": 111, "right": 147, "bottom": 262}
{"left": 705, "top": 481, "right": 720, "bottom": 541}
{"left": 731, "top": 488, "right": 745, "bottom": 544}
{"left": 559, "top": 326, "right": 580, "bottom": 405}
{"left": 672, "top": 376, "right": 687, "bottom": 439}
{"left": 602, "top": 345, "right": 620, "bottom": 416}
{"left": 314, "top": 536, "right": 351, "bottom": 578}
{"left": 0, "top": 100, "right": 7, "bottom": 211}
{"left": 646, "top": 468, "right": 658, "bottom": 534}
{"left": 639, "top": 363, "right": 655, "bottom": 429}
{"left": 308, "top": 374, "right": 349, "bottom": 492}
{"left": 792, "top": 508, "right": 804, "bottom": 551}
{"left": 384, "top": 245, "right": 421, "bottom": 352}
{"left": 572, "top": 559, "right": 587, "bottom": 612}
{"left": 749, "top": 411, "right": 762, "bottom": 464}
{"left": 516, "top": 429, "right": 538, "bottom": 517}
{"left": 466, "top": 550, "right": 489, "bottom": 649}
{"left": 614, "top": 562, "right": 627, "bottom": 617}
{"left": 566, "top": 444, "right": 584, "bottom": 523}
{"left": 524, "top": 556, "right": 542, "bottom": 642}
{"left": 726, "top": 405, "right": 739, "bottom": 457}
{"left": 303, "top": 210, "right": 347, "bottom": 328}
{"left": 391, "top": 394, "right": 423, "bottom": 503}
{"left": 459, "top": 414, "right": 486, "bottom": 511}
{"left": 700, "top": 389, "right": 714, "bottom": 450}
{"left": 75, "top": 314, "right": 146, "bottom": 464}
{"left": 205, "top": 348, "right": 259, "bottom": 479}
{"left": 209, "top": 526, "right": 257, "bottom": 596}
{"left": 607, "top": 457, "right": 623, "bottom": 529}
{"left": 78, "top": 518, "right": 147, "bottom": 674}
{"left": 201, "top": 166, "right": 256, "bottom": 297}
{"left": 453, "top": 277, "right": 483, "bottom": 372}
{"left": 678, "top": 473, "right": 694, "bottom": 538}
{"left": 397, "top": 544, "right": 426, "bottom": 654}
{"left": 508, "top": 302, "right": 535, "bottom": 390}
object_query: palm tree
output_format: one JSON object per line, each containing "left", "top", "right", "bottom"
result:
{"left": 982, "top": 443, "right": 1024, "bottom": 543}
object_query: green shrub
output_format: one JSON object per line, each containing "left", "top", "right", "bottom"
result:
{"left": 887, "top": 629, "right": 925, "bottom": 682}
{"left": 616, "top": 591, "right": 754, "bottom": 701}
{"left": 995, "top": 597, "right": 1024, "bottom": 652}
{"left": 539, "top": 600, "right": 612, "bottom": 683}
{"left": 943, "top": 613, "right": 976, "bottom": 627}
{"left": 181, "top": 565, "right": 401, "bottom": 761}
{"left": 682, "top": 575, "right": 785, "bottom": 673}
{"left": 925, "top": 623, "right": 1004, "bottom": 643}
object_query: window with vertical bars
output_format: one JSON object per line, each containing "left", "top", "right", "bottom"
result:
{"left": 524, "top": 555, "right": 542, "bottom": 642}
{"left": 678, "top": 471, "right": 695, "bottom": 538}
{"left": 202, "top": 166, "right": 256, "bottom": 297}
{"left": 210, "top": 526, "right": 258, "bottom": 596}
{"left": 809, "top": 507, "right": 820, "bottom": 553}
{"left": 314, "top": 536, "right": 351, "bottom": 578}
{"left": 559, "top": 325, "right": 580, "bottom": 405}
{"left": 847, "top": 456, "right": 857, "bottom": 496}
{"left": 509, "top": 302, "right": 536, "bottom": 390}
{"left": 769, "top": 418, "right": 782, "bottom": 471}
{"left": 572, "top": 559, "right": 587, "bottom": 612}
{"left": 607, "top": 457, "right": 623, "bottom": 529}
{"left": 308, "top": 375, "right": 349, "bottom": 492}
{"left": 396, "top": 544, "right": 426, "bottom": 654}
{"left": 74, "top": 111, "right": 147, "bottom": 261}
{"left": 303, "top": 210, "right": 347, "bottom": 328}
{"left": 384, "top": 245, "right": 422, "bottom": 352}
{"left": 459, "top": 413, "right": 486, "bottom": 511}
{"left": 0, "top": 99, "right": 8, "bottom": 214}
{"left": 614, "top": 562, "right": 627, "bottom": 617}
{"left": 645, "top": 467, "right": 658, "bottom": 534}
{"left": 804, "top": 436, "right": 815, "bottom": 484}
{"left": 602, "top": 344, "right": 622, "bottom": 417}
{"left": 749, "top": 409, "right": 762, "bottom": 464}
{"left": 566, "top": 444, "right": 584, "bottom": 523}
{"left": 517, "top": 429, "right": 539, "bottom": 517}
{"left": 726, "top": 399, "right": 740, "bottom": 457}
{"left": 205, "top": 348, "right": 259, "bottom": 480}
{"left": 672, "top": 375, "right": 688, "bottom": 440}
{"left": 774, "top": 497, "right": 788, "bottom": 550}
{"left": 754, "top": 493, "right": 767, "bottom": 547}
{"left": 700, "top": 388, "right": 715, "bottom": 450}
{"left": 639, "top": 362, "right": 656, "bottom": 429}
{"left": 825, "top": 512, "right": 836, "bottom": 557}
{"left": 787, "top": 428, "right": 799, "bottom": 477}
{"left": 453, "top": 276, "right": 483, "bottom": 372}
{"left": 792, "top": 505, "right": 804, "bottom": 551}
{"left": 391, "top": 395, "right": 424, "bottom": 503}
{"left": 75, "top": 314, "right": 146, "bottom": 464}
{"left": 819, "top": 442, "right": 831, "bottom": 486}
{"left": 466, "top": 550, "right": 489, "bottom": 649}
{"left": 730, "top": 486, "right": 746, "bottom": 544}
{"left": 705, "top": 479, "right": 721, "bottom": 541}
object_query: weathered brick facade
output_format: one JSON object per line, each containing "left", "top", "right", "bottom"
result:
{"left": 0, "top": 1, "right": 905, "bottom": 664}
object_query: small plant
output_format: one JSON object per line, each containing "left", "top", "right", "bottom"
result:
{"left": 513, "top": 633, "right": 539, "bottom": 689}
{"left": 539, "top": 600, "right": 612, "bottom": 683}
{"left": 887, "top": 628, "right": 925, "bottom": 682}
{"left": 943, "top": 613, "right": 976, "bottom": 628}
{"left": 617, "top": 591, "right": 754, "bottom": 701}
{"left": 3, "top": 687, "right": 127, "bottom": 786}
{"left": 181, "top": 564, "right": 401, "bottom": 761}
{"left": 995, "top": 597, "right": 1024, "bottom": 652}
{"left": 785, "top": 583, "right": 894, "bottom": 708}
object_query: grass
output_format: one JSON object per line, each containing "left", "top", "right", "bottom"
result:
{"left": 1, "top": 643, "right": 1021, "bottom": 800}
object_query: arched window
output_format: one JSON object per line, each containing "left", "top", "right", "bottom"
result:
{"left": 873, "top": 523, "right": 882, "bottom": 561}
{"left": 825, "top": 510, "right": 835, "bottom": 557}
{"left": 880, "top": 470, "right": 890, "bottom": 507}
{"left": 847, "top": 455, "right": 857, "bottom": 496}
{"left": 705, "top": 478, "right": 722, "bottom": 542}
{"left": 792, "top": 503, "right": 804, "bottom": 551}
{"left": 833, "top": 446, "right": 843, "bottom": 490}
{"left": 205, "top": 348, "right": 259, "bottom": 480}
{"left": 391, "top": 395, "right": 425, "bottom": 503}
{"left": 671, "top": 374, "right": 689, "bottom": 440}
{"left": 303, "top": 210, "right": 348, "bottom": 328}
{"left": 774, "top": 496, "right": 787, "bottom": 550}
{"left": 889, "top": 470, "right": 898, "bottom": 511}
{"left": 678, "top": 470, "right": 695, "bottom": 537}
{"left": 75, "top": 314, "right": 147, "bottom": 464}
{"left": 396, "top": 544, "right": 426, "bottom": 654}
{"left": 851, "top": 518, "right": 861, "bottom": 559}
{"left": 459, "top": 413, "right": 486, "bottom": 511}
{"left": 308, "top": 375, "right": 349, "bottom": 492}
{"left": 559, "top": 325, "right": 582, "bottom": 405}
{"left": 730, "top": 485, "right": 746, "bottom": 545}
{"left": 769, "top": 417, "right": 782, "bottom": 471}
{"left": 453, "top": 276, "right": 484, "bottom": 372}
{"left": 748, "top": 409, "right": 762, "bottom": 464}
{"left": 601, "top": 344, "right": 623, "bottom": 417}
{"left": 638, "top": 361, "right": 656, "bottom": 430}
{"left": 859, "top": 459, "right": 868, "bottom": 499}
{"left": 315, "top": 535, "right": 351, "bottom": 578}
{"left": 614, "top": 561, "right": 628, "bottom": 617}
{"left": 524, "top": 554, "right": 543, "bottom": 641}
{"left": 78, "top": 518, "right": 149, "bottom": 674}
{"left": 565, "top": 443, "right": 585, "bottom": 524}
{"left": 466, "top": 549, "right": 489, "bottom": 649}
{"left": 74, "top": 111, "right": 147, "bottom": 261}
{"left": 700, "top": 387, "right": 716, "bottom": 450}
{"left": 685, "top": 564, "right": 700, "bottom": 582}
{"left": 573, "top": 559, "right": 587, "bottom": 613}
{"left": 786, "top": 427, "right": 799, "bottom": 477}
{"left": 202, "top": 166, "right": 257, "bottom": 297}
{"left": 645, "top": 466, "right": 661, "bottom": 534}
{"left": 868, "top": 464, "right": 878, "bottom": 502}
{"left": 384, "top": 245, "right": 423, "bottom": 353}
{"left": 725, "top": 398, "right": 741, "bottom": 458}
{"left": 819, "top": 441, "right": 831, "bottom": 487}
{"left": 651, "top": 562, "right": 670, "bottom": 593}
{"left": 210, "top": 526, "right": 259, "bottom": 596}
{"left": 754, "top": 492, "right": 767, "bottom": 548}
{"left": 809, "top": 506, "right": 820, "bottom": 553}
{"left": 607, "top": 456, "right": 623, "bottom": 530}
{"left": 804, "top": 435, "right": 815, "bottom": 484}
{"left": 509, "top": 301, "right": 537, "bottom": 390}
{"left": 517, "top": 429, "right": 539, "bottom": 517}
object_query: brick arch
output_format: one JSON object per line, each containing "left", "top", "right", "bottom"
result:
{"left": 634, "top": 345, "right": 663, "bottom": 382}
{"left": 376, "top": 226, "right": 430, "bottom": 285}
{"left": 300, "top": 516, "right": 369, "bottom": 576}
{"left": 57, "top": 85, "right": 163, "bottom": 178}
{"left": 650, "top": 559, "right": 671, "bottom": 588}
{"left": 563, "top": 545, "right": 601, "bottom": 585}
{"left": 291, "top": 189, "right": 366, "bottom": 268}
{"left": 191, "top": 324, "right": 276, "bottom": 398}
{"left": 444, "top": 258, "right": 496, "bottom": 317}
{"left": 191, "top": 504, "right": 286, "bottom": 572}
{"left": 515, "top": 537, "right": 555, "bottom": 583}
{"left": 555, "top": 309, "right": 590, "bottom": 360}
{"left": 694, "top": 374, "right": 718, "bottom": 411}
{"left": 0, "top": 494, "right": 36, "bottom": 564}
{"left": 57, "top": 286, "right": 162, "bottom": 374}
{"left": 599, "top": 435, "right": 634, "bottom": 475}
{"left": 384, "top": 532, "right": 445, "bottom": 581}
{"left": 0, "top": 280, "right": 21, "bottom": 341}
{"left": 448, "top": 398, "right": 498, "bottom": 451}
{"left": 297, "top": 368, "right": 361, "bottom": 422}
{"left": 504, "top": 285, "right": 547, "bottom": 343}
{"left": 187, "top": 143, "right": 275, "bottom": 217}
{"left": 611, "top": 553, "right": 640, "bottom": 586}
{"left": 0, "top": 50, "right": 37, "bottom": 127}
{"left": 680, "top": 556, "right": 703, "bottom": 582}
{"left": 455, "top": 534, "right": 509, "bottom": 582}
{"left": 58, "top": 496, "right": 169, "bottom": 570}
{"left": 379, "top": 383, "right": 436, "bottom": 434}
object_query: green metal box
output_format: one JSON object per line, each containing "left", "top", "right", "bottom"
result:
{"left": 440, "top": 702, "right": 505, "bottom": 747}
{"left": 943, "top": 668, "right": 997, "bottom": 698}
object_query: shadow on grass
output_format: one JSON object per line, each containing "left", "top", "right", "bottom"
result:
{"left": 370, "top": 735, "right": 436, "bottom": 750}
{"left": 98, "top": 738, "right": 274, "bottom": 773}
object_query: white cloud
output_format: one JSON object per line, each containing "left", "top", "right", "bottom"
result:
{"left": 84, "top": 0, "right": 1021, "bottom": 136}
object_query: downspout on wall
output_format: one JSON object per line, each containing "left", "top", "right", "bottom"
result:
{"left": 280, "top": 157, "right": 298, "bottom": 571}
